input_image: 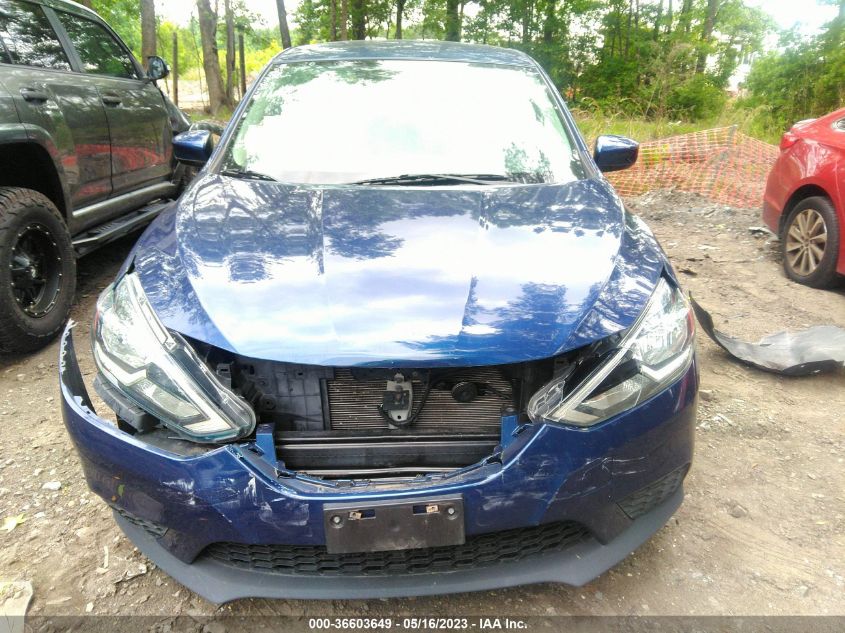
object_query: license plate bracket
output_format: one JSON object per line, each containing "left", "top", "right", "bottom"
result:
{"left": 323, "top": 495, "right": 464, "bottom": 554}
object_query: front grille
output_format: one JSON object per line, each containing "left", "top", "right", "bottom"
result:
{"left": 327, "top": 368, "right": 512, "bottom": 433}
{"left": 203, "top": 520, "right": 590, "bottom": 576}
{"left": 618, "top": 465, "right": 688, "bottom": 519}
{"left": 113, "top": 507, "right": 168, "bottom": 538}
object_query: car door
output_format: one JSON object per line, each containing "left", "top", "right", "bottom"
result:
{"left": 0, "top": 0, "right": 112, "bottom": 207}
{"left": 51, "top": 8, "right": 171, "bottom": 197}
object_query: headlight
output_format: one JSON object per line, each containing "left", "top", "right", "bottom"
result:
{"left": 527, "top": 278, "right": 694, "bottom": 426}
{"left": 92, "top": 273, "right": 255, "bottom": 443}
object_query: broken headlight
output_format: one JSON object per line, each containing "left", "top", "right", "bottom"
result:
{"left": 528, "top": 278, "right": 694, "bottom": 426}
{"left": 92, "top": 273, "right": 255, "bottom": 443}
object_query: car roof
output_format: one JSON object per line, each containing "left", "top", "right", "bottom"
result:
{"left": 274, "top": 40, "right": 537, "bottom": 68}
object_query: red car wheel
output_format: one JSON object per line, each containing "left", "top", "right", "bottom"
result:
{"left": 781, "top": 196, "right": 841, "bottom": 288}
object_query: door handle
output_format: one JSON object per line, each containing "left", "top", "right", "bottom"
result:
{"left": 101, "top": 93, "right": 122, "bottom": 106}
{"left": 20, "top": 87, "right": 50, "bottom": 102}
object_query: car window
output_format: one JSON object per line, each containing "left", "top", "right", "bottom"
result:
{"left": 0, "top": 0, "right": 71, "bottom": 70}
{"left": 55, "top": 10, "right": 137, "bottom": 79}
{"left": 835, "top": 118, "right": 845, "bottom": 132}
{"left": 222, "top": 60, "right": 583, "bottom": 186}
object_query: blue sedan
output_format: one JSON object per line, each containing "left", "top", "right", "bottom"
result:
{"left": 59, "top": 41, "right": 697, "bottom": 603}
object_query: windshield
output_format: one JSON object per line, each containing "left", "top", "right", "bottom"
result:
{"left": 221, "top": 59, "right": 583, "bottom": 185}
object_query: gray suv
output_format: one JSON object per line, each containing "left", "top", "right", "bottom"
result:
{"left": 0, "top": 0, "right": 188, "bottom": 353}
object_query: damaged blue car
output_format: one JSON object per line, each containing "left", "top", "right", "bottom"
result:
{"left": 59, "top": 41, "right": 697, "bottom": 603}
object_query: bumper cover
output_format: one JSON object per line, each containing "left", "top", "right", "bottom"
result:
{"left": 60, "top": 326, "right": 697, "bottom": 602}
{"left": 115, "top": 487, "right": 682, "bottom": 602}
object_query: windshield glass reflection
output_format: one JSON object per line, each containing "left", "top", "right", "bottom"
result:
{"left": 223, "top": 60, "right": 582, "bottom": 185}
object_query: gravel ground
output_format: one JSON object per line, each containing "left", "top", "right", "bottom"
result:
{"left": 0, "top": 190, "right": 843, "bottom": 624}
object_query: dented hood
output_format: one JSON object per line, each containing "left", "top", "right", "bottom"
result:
{"left": 131, "top": 174, "right": 666, "bottom": 366}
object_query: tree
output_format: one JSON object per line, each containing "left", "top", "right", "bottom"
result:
{"left": 330, "top": 0, "right": 338, "bottom": 40}
{"left": 696, "top": 0, "right": 721, "bottom": 73}
{"left": 351, "top": 0, "right": 366, "bottom": 39}
{"left": 140, "top": 0, "right": 156, "bottom": 64}
{"left": 276, "top": 0, "right": 293, "bottom": 48}
{"left": 196, "top": 0, "right": 226, "bottom": 114}
{"left": 225, "top": 0, "right": 236, "bottom": 104}
{"left": 395, "top": 0, "right": 407, "bottom": 38}
{"left": 341, "top": 0, "right": 349, "bottom": 39}
{"left": 445, "top": 0, "right": 460, "bottom": 40}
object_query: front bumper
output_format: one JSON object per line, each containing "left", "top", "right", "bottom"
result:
{"left": 60, "top": 326, "right": 697, "bottom": 603}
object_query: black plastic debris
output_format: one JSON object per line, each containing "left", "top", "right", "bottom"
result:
{"left": 690, "top": 297, "right": 845, "bottom": 376}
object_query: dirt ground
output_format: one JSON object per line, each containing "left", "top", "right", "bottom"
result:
{"left": 0, "top": 190, "right": 843, "bottom": 623}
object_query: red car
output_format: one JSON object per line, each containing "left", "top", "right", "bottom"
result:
{"left": 763, "top": 108, "right": 845, "bottom": 288}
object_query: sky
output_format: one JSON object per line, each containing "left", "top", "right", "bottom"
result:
{"left": 157, "top": 0, "right": 840, "bottom": 38}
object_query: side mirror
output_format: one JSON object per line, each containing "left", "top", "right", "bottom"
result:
{"left": 146, "top": 55, "right": 170, "bottom": 81}
{"left": 173, "top": 129, "right": 213, "bottom": 167}
{"left": 593, "top": 135, "right": 639, "bottom": 172}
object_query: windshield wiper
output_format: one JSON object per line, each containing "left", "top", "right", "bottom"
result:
{"left": 351, "top": 173, "right": 518, "bottom": 186}
{"left": 220, "top": 168, "right": 278, "bottom": 182}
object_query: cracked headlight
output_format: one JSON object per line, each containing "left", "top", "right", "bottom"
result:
{"left": 92, "top": 272, "right": 255, "bottom": 443}
{"left": 528, "top": 278, "right": 694, "bottom": 426}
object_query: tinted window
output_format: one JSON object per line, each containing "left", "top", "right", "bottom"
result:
{"left": 0, "top": 0, "right": 70, "bottom": 69}
{"left": 56, "top": 11, "right": 136, "bottom": 78}
{"left": 222, "top": 60, "right": 582, "bottom": 185}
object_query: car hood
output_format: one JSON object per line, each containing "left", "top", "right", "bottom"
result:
{"left": 131, "top": 174, "right": 666, "bottom": 366}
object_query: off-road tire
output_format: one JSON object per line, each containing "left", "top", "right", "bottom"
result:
{"left": 0, "top": 188, "right": 76, "bottom": 353}
{"left": 781, "top": 196, "right": 841, "bottom": 289}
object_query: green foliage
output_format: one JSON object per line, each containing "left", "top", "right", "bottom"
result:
{"left": 743, "top": 16, "right": 845, "bottom": 133}
{"left": 666, "top": 74, "right": 726, "bottom": 120}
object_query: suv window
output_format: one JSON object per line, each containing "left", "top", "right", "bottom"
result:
{"left": 0, "top": 0, "right": 71, "bottom": 70}
{"left": 55, "top": 10, "right": 137, "bottom": 79}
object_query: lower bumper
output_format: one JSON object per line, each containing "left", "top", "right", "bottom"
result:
{"left": 116, "top": 486, "right": 682, "bottom": 603}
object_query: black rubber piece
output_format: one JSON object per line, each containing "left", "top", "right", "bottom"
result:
{"left": 0, "top": 187, "right": 76, "bottom": 354}
{"left": 781, "top": 195, "right": 842, "bottom": 289}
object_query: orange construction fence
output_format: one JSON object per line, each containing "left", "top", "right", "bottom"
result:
{"left": 605, "top": 126, "right": 779, "bottom": 209}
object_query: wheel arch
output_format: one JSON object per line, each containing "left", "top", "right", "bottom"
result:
{"left": 0, "top": 140, "right": 69, "bottom": 219}
{"left": 779, "top": 184, "right": 833, "bottom": 236}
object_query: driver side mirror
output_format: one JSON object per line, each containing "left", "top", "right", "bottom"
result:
{"left": 593, "top": 135, "right": 639, "bottom": 172}
{"left": 173, "top": 129, "right": 213, "bottom": 167}
{"left": 146, "top": 55, "right": 170, "bottom": 81}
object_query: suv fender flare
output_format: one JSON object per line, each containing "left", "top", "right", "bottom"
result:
{"left": 14, "top": 124, "right": 73, "bottom": 215}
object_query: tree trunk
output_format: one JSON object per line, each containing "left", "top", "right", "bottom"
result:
{"left": 225, "top": 0, "right": 235, "bottom": 106}
{"left": 395, "top": 0, "right": 405, "bottom": 39}
{"left": 341, "top": 0, "right": 349, "bottom": 39}
{"left": 351, "top": 0, "right": 366, "bottom": 39}
{"left": 542, "top": 0, "right": 556, "bottom": 44}
{"left": 653, "top": 0, "right": 662, "bottom": 40}
{"left": 196, "top": 0, "right": 226, "bottom": 115}
{"left": 140, "top": 0, "right": 156, "bottom": 63}
{"left": 238, "top": 32, "right": 246, "bottom": 98}
{"left": 521, "top": 0, "right": 530, "bottom": 44}
{"left": 445, "top": 0, "right": 460, "bottom": 41}
{"left": 624, "top": 0, "right": 632, "bottom": 57}
{"left": 680, "top": 0, "right": 692, "bottom": 34}
{"left": 330, "top": 0, "right": 338, "bottom": 40}
{"left": 839, "top": 0, "right": 844, "bottom": 19}
{"left": 696, "top": 0, "right": 718, "bottom": 73}
{"left": 666, "top": 0, "right": 673, "bottom": 34}
{"left": 275, "top": 0, "right": 293, "bottom": 48}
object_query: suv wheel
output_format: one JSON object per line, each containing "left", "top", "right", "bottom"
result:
{"left": 0, "top": 188, "right": 76, "bottom": 353}
{"left": 781, "top": 196, "right": 841, "bottom": 288}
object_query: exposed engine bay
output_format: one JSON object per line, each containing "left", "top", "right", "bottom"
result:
{"left": 224, "top": 360, "right": 546, "bottom": 478}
